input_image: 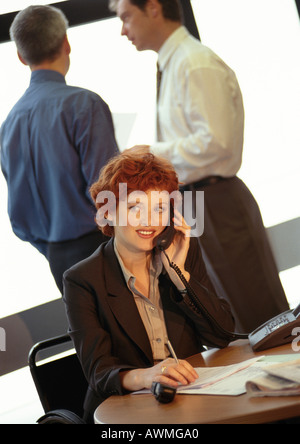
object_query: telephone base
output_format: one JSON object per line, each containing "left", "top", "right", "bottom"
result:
{"left": 249, "top": 309, "right": 300, "bottom": 352}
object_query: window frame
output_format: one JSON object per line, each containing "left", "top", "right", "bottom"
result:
{"left": 0, "top": 0, "right": 200, "bottom": 44}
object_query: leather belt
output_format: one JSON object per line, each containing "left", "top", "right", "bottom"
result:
{"left": 180, "top": 176, "right": 225, "bottom": 192}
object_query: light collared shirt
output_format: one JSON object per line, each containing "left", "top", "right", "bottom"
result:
{"left": 151, "top": 26, "right": 244, "bottom": 185}
{"left": 114, "top": 241, "right": 169, "bottom": 361}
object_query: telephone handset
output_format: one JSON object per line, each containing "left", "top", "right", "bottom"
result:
{"left": 249, "top": 304, "right": 300, "bottom": 351}
{"left": 155, "top": 205, "right": 176, "bottom": 251}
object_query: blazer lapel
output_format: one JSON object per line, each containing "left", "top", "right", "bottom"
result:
{"left": 103, "top": 240, "right": 153, "bottom": 365}
{"left": 159, "top": 274, "right": 186, "bottom": 353}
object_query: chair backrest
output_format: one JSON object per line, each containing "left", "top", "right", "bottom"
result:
{"left": 267, "top": 217, "right": 300, "bottom": 273}
{"left": 28, "top": 334, "right": 88, "bottom": 418}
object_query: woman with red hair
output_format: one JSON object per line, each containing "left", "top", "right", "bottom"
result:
{"left": 63, "top": 149, "right": 234, "bottom": 423}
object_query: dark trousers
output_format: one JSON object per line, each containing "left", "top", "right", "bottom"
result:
{"left": 187, "top": 176, "right": 289, "bottom": 333}
{"left": 47, "top": 230, "right": 108, "bottom": 294}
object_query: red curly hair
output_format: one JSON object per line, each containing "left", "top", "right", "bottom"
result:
{"left": 90, "top": 149, "right": 179, "bottom": 237}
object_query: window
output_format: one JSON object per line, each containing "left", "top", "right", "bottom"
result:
{"left": 67, "top": 18, "right": 157, "bottom": 148}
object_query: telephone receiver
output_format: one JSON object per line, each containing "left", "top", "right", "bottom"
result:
{"left": 155, "top": 204, "right": 176, "bottom": 251}
{"left": 249, "top": 303, "right": 300, "bottom": 352}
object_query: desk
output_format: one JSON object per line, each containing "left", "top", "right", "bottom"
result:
{"left": 94, "top": 340, "right": 300, "bottom": 424}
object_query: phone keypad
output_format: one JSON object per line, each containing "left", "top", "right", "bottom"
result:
{"left": 264, "top": 313, "right": 293, "bottom": 336}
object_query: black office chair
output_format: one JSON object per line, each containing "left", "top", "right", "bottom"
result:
{"left": 28, "top": 333, "right": 88, "bottom": 424}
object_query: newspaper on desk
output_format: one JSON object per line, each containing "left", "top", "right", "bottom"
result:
{"left": 133, "top": 355, "right": 300, "bottom": 397}
{"left": 245, "top": 358, "right": 300, "bottom": 397}
{"left": 177, "top": 357, "right": 266, "bottom": 396}
{"left": 178, "top": 355, "right": 300, "bottom": 397}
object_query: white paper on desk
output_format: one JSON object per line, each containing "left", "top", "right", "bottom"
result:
{"left": 132, "top": 357, "right": 264, "bottom": 396}
{"left": 177, "top": 357, "right": 264, "bottom": 396}
{"left": 179, "top": 355, "right": 300, "bottom": 396}
{"left": 179, "top": 362, "right": 273, "bottom": 396}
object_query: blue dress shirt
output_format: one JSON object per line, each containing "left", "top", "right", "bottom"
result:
{"left": 0, "top": 70, "right": 119, "bottom": 256}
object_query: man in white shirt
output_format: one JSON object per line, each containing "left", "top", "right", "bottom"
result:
{"left": 109, "top": 0, "right": 289, "bottom": 332}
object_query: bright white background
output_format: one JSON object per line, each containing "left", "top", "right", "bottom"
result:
{"left": 0, "top": 0, "right": 299, "bottom": 317}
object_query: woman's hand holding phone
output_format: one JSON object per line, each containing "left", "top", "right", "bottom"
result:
{"left": 160, "top": 209, "right": 191, "bottom": 290}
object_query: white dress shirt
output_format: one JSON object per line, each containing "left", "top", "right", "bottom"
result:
{"left": 151, "top": 26, "right": 245, "bottom": 185}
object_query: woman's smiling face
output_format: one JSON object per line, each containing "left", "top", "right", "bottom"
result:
{"left": 114, "top": 189, "right": 171, "bottom": 254}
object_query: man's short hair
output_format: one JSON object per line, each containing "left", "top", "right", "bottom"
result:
{"left": 109, "top": 0, "right": 183, "bottom": 22}
{"left": 10, "top": 5, "right": 69, "bottom": 66}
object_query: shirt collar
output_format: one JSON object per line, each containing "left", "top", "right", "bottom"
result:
{"left": 114, "top": 240, "right": 134, "bottom": 286}
{"left": 30, "top": 69, "right": 66, "bottom": 85}
{"left": 158, "top": 26, "right": 189, "bottom": 71}
{"left": 113, "top": 239, "right": 163, "bottom": 289}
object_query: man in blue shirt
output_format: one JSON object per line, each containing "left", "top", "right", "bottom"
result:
{"left": 0, "top": 5, "right": 119, "bottom": 293}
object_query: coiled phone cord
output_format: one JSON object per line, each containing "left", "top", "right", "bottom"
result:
{"left": 162, "top": 250, "right": 249, "bottom": 341}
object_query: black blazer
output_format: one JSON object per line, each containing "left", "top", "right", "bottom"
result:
{"left": 63, "top": 237, "right": 235, "bottom": 420}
